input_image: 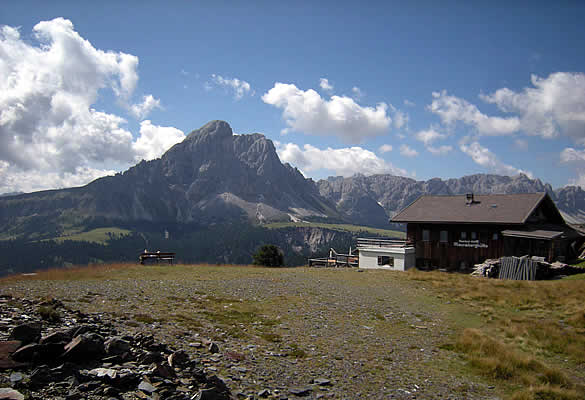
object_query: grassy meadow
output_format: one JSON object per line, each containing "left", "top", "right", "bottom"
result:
{"left": 265, "top": 221, "right": 406, "bottom": 239}
{"left": 2, "top": 264, "right": 584, "bottom": 399}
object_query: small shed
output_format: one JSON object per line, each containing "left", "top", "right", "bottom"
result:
{"left": 357, "top": 238, "right": 415, "bottom": 270}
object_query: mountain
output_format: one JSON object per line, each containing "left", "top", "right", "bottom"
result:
{"left": 0, "top": 121, "right": 339, "bottom": 240}
{"left": 317, "top": 173, "right": 585, "bottom": 225}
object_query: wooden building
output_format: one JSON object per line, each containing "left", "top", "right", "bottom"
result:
{"left": 391, "top": 193, "right": 582, "bottom": 269}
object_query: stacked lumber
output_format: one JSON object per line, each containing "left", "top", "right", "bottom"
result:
{"left": 498, "top": 257, "right": 538, "bottom": 280}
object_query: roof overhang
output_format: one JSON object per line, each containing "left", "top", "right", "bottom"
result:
{"left": 501, "top": 229, "right": 563, "bottom": 240}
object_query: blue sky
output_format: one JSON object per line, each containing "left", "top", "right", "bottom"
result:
{"left": 1, "top": 1, "right": 585, "bottom": 193}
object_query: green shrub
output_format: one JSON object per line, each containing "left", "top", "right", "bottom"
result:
{"left": 252, "top": 244, "right": 284, "bottom": 267}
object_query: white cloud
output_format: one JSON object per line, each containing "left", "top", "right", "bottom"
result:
{"left": 430, "top": 73, "right": 585, "bottom": 144}
{"left": 404, "top": 99, "right": 415, "bottom": 107}
{"left": 560, "top": 147, "right": 585, "bottom": 163}
{"left": 210, "top": 74, "right": 253, "bottom": 99}
{"left": 379, "top": 144, "right": 393, "bottom": 153}
{"left": 480, "top": 72, "right": 585, "bottom": 143}
{"left": 459, "top": 138, "right": 531, "bottom": 177}
{"left": 392, "top": 109, "right": 408, "bottom": 129}
{"left": 132, "top": 120, "right": 185, "bottom": 161}
{"left": 414, "top": 128, "right": 451, "bottom": 155}
{"left": 399, "top": 144, "right": 418, "bottom": 157}
{"left": 276, "top": 142, "right": 408, "bottom": 178}
{"left": 414, "top": 128, "right": 447, "bottom": 146}
{"left": 514, "top": 138, "right": 528, "bottom": 150}
{"left": 130, "top": 94, "right": 161, "bottom": 119}
{"left": 429, "top": 90, "right": 520, "bottom": 135}
{"left": 0, "top": 18, "right": 183, "bottom": 192}
{"left": 319, "top": 78, "right": 334, "bottom": 91}
{"left": 426, "top": 145, "right": 453, "bottom": 155}
{"left": 262, "top": 82, "right": 391, "bottom": 144}
{"left": 0, "top": 162, "right": 116, "bottom": 194}
{"left": 351, "top": 86, "right": 363, "bottom": 99}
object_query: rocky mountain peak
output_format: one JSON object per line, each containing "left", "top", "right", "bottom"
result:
{"left": 186, "top": 120, "right": 233, "bottom": 140}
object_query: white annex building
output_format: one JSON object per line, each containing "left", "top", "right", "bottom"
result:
{"left": 357, "top": 238, "right": 416, "bottom": 270}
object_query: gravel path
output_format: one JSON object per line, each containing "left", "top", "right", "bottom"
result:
{"left": 1, "top": 266, "right": 501, "bottom": 399}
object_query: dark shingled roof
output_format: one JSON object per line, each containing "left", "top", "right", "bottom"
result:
{"left": 392, "top": 193, "right": 558, "bottom": 224}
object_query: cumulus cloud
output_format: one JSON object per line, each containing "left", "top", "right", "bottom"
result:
{"left": 262, "top": 83, "right": 391, "bottom": 144}
{"left": 480, "top": 72, "right": 585, "bottom": 143}
{"left": 132, "top": 120, "right": 185, "bottom": 161}
{"left": 379, "top": 144, "right": 393, "bottom": 153}
{"left": 399, "top": 144, "right": 418, "bottom": 157}
{"left": 430, "top": 73, "right": 585, "bottom": 144}
{"left": 459, "top": 138, "right": 531, "bottom": 177}
{"left": 0, "top": 161, "right": 116, "bottom": 194}
{"left": 414, "top": 128, "right": 451, "bottom": 155}
{"left": 319, "top": 78, "right": 334, "bottom": 91}
{"left": 404, "top": 99, "right": 415, "bottom": 107}
{"left": 210, "top": 74, "right": 253, "bottom": 99}
{"left": 429, "top": 90, "right": 520, "bottom": 135}
{"left": 130, "top": 94, "right": 161, "bottom": 119}
{"left": 392, "top": 110, "right": 408, "bottom": 130}
{"left": 0, "top": 18, "right": 183, "bottom": 192}
{"left": 414, "top": 128, "right": 447, "bottom": 146}
{"left": 275, "top": 142, "right": 408, "bottom": 178}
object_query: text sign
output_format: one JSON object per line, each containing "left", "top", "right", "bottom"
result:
{"left": 453, "top": 240, "right": 488, "bottom": 249}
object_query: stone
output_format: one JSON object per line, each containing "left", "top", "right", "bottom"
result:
{"left": 11, "top": 342, "right": 64, "bottom": 362}
{"left": 192, "top": 387, "right": 224, "bottom": 400}
{"left": 104, "top": 336, "right": 131, "bottom": 356}
{"left": 168, "top": 350, "right": 189, "bottom": 368}
{"left": 88, "top": 367, "right": 118, "bottom": 379}
{"left": 289, "top": 387, "right": 312, "bottom": 396}
{"left": 258, "top": 389, "right": 270, "bottom": 397}
{"left": 151, "top": 362, "right": 175, "bottom": 379}
{"left": 208, "top": 342, "right": 219, "bottom": 354}
{"left": 9, "top": 322, "right": 41, "bottom": 345}
{"left": 313, "top": 378, "right": 331, "bottom": 386}
{"left": 29, "top": 365, "right": 52, "bottom": 389}
{"left": 138, "top": 380, "right": 157, "bottom": 393}
{"left": 62, "top": 333, "right": 105, "bottom": 360}
{"left": 0, "top": 388, "right": 25, "bottom": 400}
{"left": 40, "top": 330, "right": 71, "bottom": 344}
{"left": 0, "top": 341, "right": 28, "bottom": 370}
{"left": 139, "top": 350, "right": 162, "bottom": 364}
{"left": 9, "top": 372, "right": 23, "bottom": 383}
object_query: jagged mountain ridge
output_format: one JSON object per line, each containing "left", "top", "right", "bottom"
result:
{"left": 0, "top": 121, "right": 339, "bottom": 238}
{"left": 317, "top": 173, "right": 585, "bottom": 224}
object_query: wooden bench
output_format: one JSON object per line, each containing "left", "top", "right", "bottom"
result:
{"left": 139, "top": 252, "right": 175, "bottom": 265}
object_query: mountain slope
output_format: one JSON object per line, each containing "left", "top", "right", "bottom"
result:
{"left": 317, "top": 173, "right": 585, "bottom": 224}
{"left": 0, "top": 121, "right": 339, "bottom": 239}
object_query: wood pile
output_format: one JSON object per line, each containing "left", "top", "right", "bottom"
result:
{"left": 471, "top": 256, "right": 581, "bottom": 280}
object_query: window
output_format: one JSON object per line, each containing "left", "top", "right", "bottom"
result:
{"left": 460, "top": 231, "right": 467, "bottom": 239}
{"left": 492, "top": 232, "right": 499, "bottom": 240}
{"left": 378, "top": 256, "right": 394, "bottom": 266}
{"left": 422, "top": 229, "right": 430, "bottom": 241}
{"left": 440, "top": 230, "right": 448, "bottom": 243}
{"left": 471, "top": 232, "right": 477, "bottom": 240}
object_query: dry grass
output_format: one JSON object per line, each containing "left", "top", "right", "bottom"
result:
{"left": 3, "top": 263, "right": 585, "bottom": 399}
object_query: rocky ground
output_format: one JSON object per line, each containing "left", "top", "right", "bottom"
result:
{"left": 0, "top": 266, "right": 502, "bottom": 399}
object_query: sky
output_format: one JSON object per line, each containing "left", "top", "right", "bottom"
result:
{"left": 1, "top": 1, "right": 585, "bottom": 194}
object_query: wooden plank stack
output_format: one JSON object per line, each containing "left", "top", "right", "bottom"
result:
{"left": 498, "top": 256, "right": 538, "bottom": 281}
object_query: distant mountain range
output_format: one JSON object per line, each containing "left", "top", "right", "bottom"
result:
{"left": 317, "top": 173, "right": 585, "bottom": 225}
{"left": 1, "top": 120, "right": 584, "bottom": 243}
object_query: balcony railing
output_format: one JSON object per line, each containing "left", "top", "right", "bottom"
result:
{"left": 356, "top": 238, "right": 412, "bottom": 249}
